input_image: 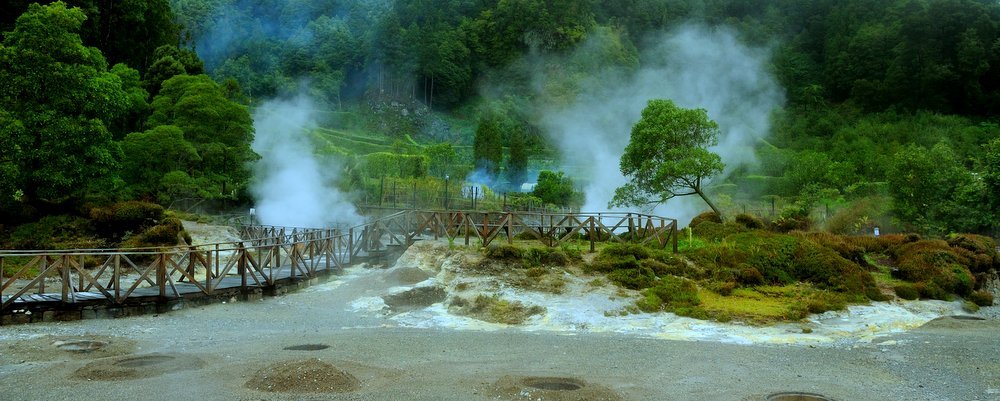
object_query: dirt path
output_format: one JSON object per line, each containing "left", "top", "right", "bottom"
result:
{"left": 1, "top": 259, "right": 997, "bottom": 401}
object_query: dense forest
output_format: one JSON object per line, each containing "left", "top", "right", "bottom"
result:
{"left": 1, "top": 0, "right": 999, "bottom": 250}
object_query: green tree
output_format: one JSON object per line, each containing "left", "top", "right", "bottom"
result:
{"left": 147, "top": 74, "right": 257, "bottom": 198}
{"left": 0, "top": 2, "right": 127, "bottom": 209}
{"left": 120, "top": 125, "right": 200, "bottom": 197}
{"left": 506, "top": 126, "right": 529, "bottom": 188}
{"left": 888, "top": 142, "right": 990, "bottom": 234}
{"left": 533, "top": 170, "right": 576, "bottom": 207}
{"left": 473, "top": 113, "right": 504, "bottom": 177}
{"left": 980, "top": 138, "right": 1000, "bottom": 229}
{"left": 611, "top": 100, "right": 725, "bottom": 217}
{"left": 424, "top": 142, "right": 457, "bottom": 178}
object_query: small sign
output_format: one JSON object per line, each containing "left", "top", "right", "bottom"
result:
{"left": 873, "top": 226, "right": 880, "bottom": 237}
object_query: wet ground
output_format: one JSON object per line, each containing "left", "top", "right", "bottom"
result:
{"left": 0, "top": 240, "right": 996, "bottom": 401}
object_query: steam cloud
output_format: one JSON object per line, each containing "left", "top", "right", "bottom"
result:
{"left": 251, "top": 93, "right": 362, "bottom": 228}
{"left": 538, "top": 25, "right": 783, "bottom": 224}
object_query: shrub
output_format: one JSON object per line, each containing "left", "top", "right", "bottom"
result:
{"left": 689, "top": 232, "right": 877, "bottom": 297}
{"left": 120, "top": 218, "right": 183, "bottom": 249}
{"left": 794, "top": 232, "right": 868, "bottom": 267}
{"left": 690, "top": 221, "right": 748, "bottom": 242}
{"left": 543, "top": 250, "right": 569, "bottom": 266}
{"left": 733, "top": 213, "right": 765, "bottom": 229}
{"left": 89, "top": 200, "right": 164, "bottom": 237}
{"left": 736, "top": 266, "right": 765, "bottom": 285}
{"left": 599, "top": 243, "right": 652, "bottom": 260}
{"left": 914, "top": 282, "right": 950, "bottom": 301}
{"left": 449, "top": 295, "right": 545, "bottom": 325}
{"left": 893, "top": 284, "right": 920, "bottom": 300}
{"left": 484, "top": 244, "right": 523, "bottom": 261}
{"left": 967, "top": 290, "right": 994, "bottom": 307}
{"left": 894, "top": 240, "right": 975, "bottom": 296}
{"left": 7, "top": 215, "right": 99, "bottom": 249}
{"left": 589, "top": 243, "right": 649, "bottom": 272}
{"left": 688, "top": 211, "right": 721, "bottom": 228}
{"left": 607, "top": 266, "right": 656, "bottom": 289}
{"left": 946, "top": 234, "right": 998, "bottom": 273}
{"left": 637, "top": 276, "right": 701, "bottom": 312}
{"left": 803, "top": 292, "right": 847, "bottom": 314}
{"left": 640, "top": 257, "right": 695, "bottom": 278}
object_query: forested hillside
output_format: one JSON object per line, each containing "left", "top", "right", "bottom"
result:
{"left": 1, "top": 0, "right": 999, "bottom": 249}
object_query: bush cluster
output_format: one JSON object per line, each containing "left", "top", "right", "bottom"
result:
{"left": 636, "top": 276, "right": 702, "bottom": 315}
{"left": 967, "top": 290, "right": 994, "bottom": 307}
{"left": 690, "top": 221, "right": 748, "bottom": 242}
{"left": 689, "top": 232, "right": 878, "bottom": 298}
{"left": 89, "top": 200, "right": 165, "bottom": 237}
{"left": 120, "top": 217, "right": 186, "bottom": 249}
{"left": 7, "top": 215, "right": 102, "bottom": 249}
{"left": 688, "top": 211, "right": 722, "bottom": 228}
{"left": 892, "top": 240, "right": 976, "bottom": 298}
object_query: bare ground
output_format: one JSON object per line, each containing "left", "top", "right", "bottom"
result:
{"left": 0, "top": 238, "right": 997, "bottom": 400}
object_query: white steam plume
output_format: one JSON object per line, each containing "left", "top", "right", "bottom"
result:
{"left": 539, "top": 24, "right": 783, "bottom": 225}
{"left": 251, "top": 93, "right": 362, "bottom": 228}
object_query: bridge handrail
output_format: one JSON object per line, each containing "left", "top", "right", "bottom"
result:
{"left": 1, "top": 209, "right": 678, "bottom": 314}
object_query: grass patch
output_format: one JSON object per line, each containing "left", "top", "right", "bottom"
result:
{"left": 697, "top": 284, "right": 851, "bottom": 324}
{"left": 448, "top": 295, "right": 545, "bottom": 325}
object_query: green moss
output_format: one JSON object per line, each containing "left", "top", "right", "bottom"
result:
{"left": 689, "top": 232, "right": 877, "bottom": 298}
{"left": 688, "top": 211, "right": 722, "bottom": 228}
{"left": 484, "top": 244, "right": 523, "bottom": 262}
{"left": 733, "top": 213, "right": 765, "bottom": 229}
{"left": 607, "top": 266, "right": 656, "bottom": 289}
{"left": 893, "top": 283, "right": 920, "bottom": 300}
{"left": 968, "top": 290, "right": 994, "bottom": 307}
{"left": 690, "top": 221, "right": 749, "bottom": 242}
{"left": 893, "top": 240, "right": 976, "bottom": 296}
{"left": 636, "top": 276, "right": 701, "bottom": 313}
{"left": 449, "top": 295, "right": 545, "bottom": 325}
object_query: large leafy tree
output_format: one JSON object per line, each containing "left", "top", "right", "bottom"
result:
{"left": 887, "top": 143, "right": 991, "bottom": 234}
{"left": 0, "top": 2, "right": 130, "bottom": 211}
{"left": 472, "top": 113, "right": 504, "bottom": 177}
{"left": 1, "top": 0, "right": 179, "bottom": 73}
{"left": 120, "top": 125, "right": 200, "bottom": 198}
{"left": 611, "top": 100, "right": 725, "bottom": 217}
{"left": 146, "top": 74, "right": 257, "bottom": 197}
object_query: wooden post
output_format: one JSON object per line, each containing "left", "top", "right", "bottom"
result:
{"left": 628, "top": 214, "right": 635, "bottom": 242}
{"left": 589, "top": 217, "right": 596, "bottom": 252}
{"left": 157, "top": 253, "right": 167, "bottom": 298}
{"left": 239, "top": 245, "right": 247, "bottom": 290}
{"left": 61, "top": 255, "right": 70, "bottom": 303}
{"left": 348, "top": 228, "right": 354, "bottom": 264}
{"left": 464, "top": 214, "right": 470, "bottom": 246}
{"left": 39, "top": 257, "right": 46, "bottom": 294}
{"left": 114, "top": 254, "right": 121, "bottom": 301}
{"left": 672, "top": 221, "right": 679, "bottom": 253}
{"left": 77, "top": 254, "right": 85, "bottom": 294}
{"left": 507, "top": 213, "right": 513, "bottom": 244}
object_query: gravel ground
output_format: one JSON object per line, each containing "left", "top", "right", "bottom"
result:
{"left": 0, "top": 267, "right": 997, "bottom": 401}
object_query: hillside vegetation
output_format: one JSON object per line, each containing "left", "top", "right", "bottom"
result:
{"left": 1, "top": 0, "right": 998, "bottom": 254}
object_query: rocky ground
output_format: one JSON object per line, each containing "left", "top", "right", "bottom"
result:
{"left": 0, "top": 240, "right": 997, "bottom": 401}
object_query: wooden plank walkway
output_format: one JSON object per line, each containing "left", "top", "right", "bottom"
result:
{"left": 1, "top": 210, "right": 677, "bottom": 324}
{"left": 0, "top": 255, "right": 352, "bottom": 307}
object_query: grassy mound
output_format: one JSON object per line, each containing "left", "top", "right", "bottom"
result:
{"left": 689, "top": 232, "right": 878, "bottom": 299}
{"left": 448, "top": 294, "right": 545, "bottom": 325}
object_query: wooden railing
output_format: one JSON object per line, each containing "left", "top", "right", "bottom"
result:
{"left": 1, "top": 210, "right": 676, "bottom": 313}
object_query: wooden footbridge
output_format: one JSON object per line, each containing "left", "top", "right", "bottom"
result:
{"left": 1, "top": 210, "right": 677, "bottom": 324}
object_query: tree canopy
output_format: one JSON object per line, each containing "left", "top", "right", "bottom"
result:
{"left": 0, "top": 2, "right": 130, "bottom": 209}
{"left": 611, "top": 100, "right": 725, "bottom": 217}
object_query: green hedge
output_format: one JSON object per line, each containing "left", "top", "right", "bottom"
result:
{"left": 361, "top": 152, "right": 430, "bottom": 179}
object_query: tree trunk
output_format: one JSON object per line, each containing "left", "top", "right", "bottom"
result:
{"left": 696, "top": 189, "right": 723, "bottom": 221}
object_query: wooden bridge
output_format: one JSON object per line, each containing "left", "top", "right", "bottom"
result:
{"left": 1, "top": 210, "right": 677, "bottom": 324}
